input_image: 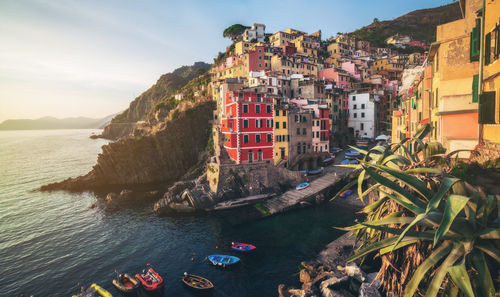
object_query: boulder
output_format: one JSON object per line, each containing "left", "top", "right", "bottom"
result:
{"left": 338, "top": 263, "right": 365, "bottom": 282}
{"left": 300, "top": 269, "right": 312, "bottom": 283}
{"left": 320, "top": 276, "right": 349, "bottom": 297}
{"left": 359, "top": 283, "right": 381, "bottom": 297}
{"left": 288, "top": 289, "right": 311, "bottom": 297}
{"left": 279, "top": 284, "right": 292, "bottom": 297}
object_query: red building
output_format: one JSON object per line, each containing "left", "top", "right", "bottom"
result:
{"left": 221, "top": 91, "right": 274, "bottom": 164}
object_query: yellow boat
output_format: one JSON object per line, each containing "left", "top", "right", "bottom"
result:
{"left": 72, "top": 283, "right": 113, "bottom": 297}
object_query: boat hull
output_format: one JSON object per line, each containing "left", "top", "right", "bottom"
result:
{"left": 135, "top": 267, "right": 164, "bottom": 291}
{"left": 207, "top": 255, "right": 240, "bottom": 267}
{"left": 182, "top": 274, "right": 214, "bottom": 291}
{"left": 112, "top": 273, "right": 139, "bottom": 293}
{"left": 231, "top": 242, "right": 256, "bottom": 252}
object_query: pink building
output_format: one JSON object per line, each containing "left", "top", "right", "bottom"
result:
{"left": 341, "top": 61, "right": 361, "bottom": 81}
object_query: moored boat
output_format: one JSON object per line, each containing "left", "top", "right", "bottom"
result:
{"left": 72, "top": 284, "right": 112, "bottom": 297}
{"left": 207, "top": 255, "right": 240, "bottom": 267}
{"left": 344, "top": 149, "right": 361, "bottom": 159}
{"left": 296, "top": 182, "right": 310, "bottom": 190}
{"left": 339, "top": 190, "right": 353, "bottom": 198}
{"left": 112, "top": 273, "right": 139, "bottom": 293}
{"left": 231, "top": 242, "right": 256, "bottom": 252}
{"left": 307, "top": 168, "right": 323, "bottom": 175}
{"left": 182, "top": 273, "right": 214, "bottom": 291}
{"left": 135, "top": 265, "right": 164, "bottom": 291}
{"left": 322, "top": 157, "right": 334, "bottom": 165}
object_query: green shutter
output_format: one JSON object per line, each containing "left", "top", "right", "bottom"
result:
{"left": 470, "top": 25, "right": 480, "bottom": 61}
{"left": 479, "top": 91, "right": 496, "bottom": 124}
{"left": 485, "top": 32, "right": 491, "bottom": 65}
{"left": 472, "top": 74, "right": 479, "bottom": 103}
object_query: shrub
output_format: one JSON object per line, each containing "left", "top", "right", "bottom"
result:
{"left": 334, "top": 124, "right": 500, "bottom": 296}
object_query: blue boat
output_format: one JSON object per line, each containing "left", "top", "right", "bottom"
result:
{"left": 296, "top": 182, "right": 310, "bottom": 190}
{"left": 340, "top": 159, "right": 359, "bottom": 165}
{"left": 307, "top": 168, "right": 323, "bottom": 176}
{"left": 340, "top": 189, "right": 353, "bottom": 198}
{"left": 207, "top": 255, "right": 240, "bottom": 267}
{"left": 322, "top": 157, "right": 334, "bottom": 165}
{"left": 344, "top": 149, "right": 361, "bottom": 159}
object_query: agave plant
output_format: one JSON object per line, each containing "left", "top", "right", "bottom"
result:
{"left": 333, "top": 124, "right": 500, "bottom": 296}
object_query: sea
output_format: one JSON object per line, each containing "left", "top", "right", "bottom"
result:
{"left": 0, "top": 129, "right": 356, "bottom": 297}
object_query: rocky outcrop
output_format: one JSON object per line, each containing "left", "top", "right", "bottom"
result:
{"left": 41, "top": 101, "right": 215, "bottom": 191}
{"left": 279, "top": 232, "right": 382, "bottom": 297}
{"left": 99, "top": 62, "right": 211, "bottom": 140}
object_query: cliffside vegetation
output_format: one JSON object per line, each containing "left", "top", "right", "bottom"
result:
{"left": 349, "top": 2, "right": 462, "bottom": 47}
{"left": 223, "top": 24, "right": 249, "bottom": 41}
{"left": 111, "top": 62, "right": 211, "bottom": 124}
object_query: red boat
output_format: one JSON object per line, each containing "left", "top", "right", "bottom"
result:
{"left": 135, "top": 265, "right": 164, "bottom": 291}
{"left": 231, "top": 242, "right": 256, "bottom": 252}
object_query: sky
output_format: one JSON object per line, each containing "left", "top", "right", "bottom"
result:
{"left": 0, "top": 0, "right": 454, "bottom": 122}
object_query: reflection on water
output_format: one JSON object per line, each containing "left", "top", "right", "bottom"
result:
{"left": 0, "top": 130, "right": 355, "bottom": 296}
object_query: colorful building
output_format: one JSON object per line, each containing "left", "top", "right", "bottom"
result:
{"left": 273, "top": 104, "right": 289, "bottom": 166}
{"left": 480, "top": 0, "right": 500, "bottom": 145}
{"left": 221, "top": 91, "right": 274, "bottom": 164}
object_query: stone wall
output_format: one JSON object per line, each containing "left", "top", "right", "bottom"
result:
{"left": 470, "top": 140, "right": 500, "bottom": 166}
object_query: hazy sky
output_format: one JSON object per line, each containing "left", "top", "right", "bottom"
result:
{"left": 0, "top": 0, "right": 453, "bottom": 122}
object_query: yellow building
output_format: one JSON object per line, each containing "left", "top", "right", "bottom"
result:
{"left": 269, "top": 31, "right": 298, "bottom": 47}
{"left": 291, "top": 35, "right": 317, "bottom": 57}
{"left": 270, "top": 55, "right": 318, "bottom": 76}
{"left": 274, "top": 105, "right": 289, "bottom": 165}
{"left": 481, "top": 0, "right": 500, "bottom": 144}
{"left": 234, "top": 40, "right": 251, "bottom": 55}
{"left": 426, "top": 0, "right": 481, "bottom": 156}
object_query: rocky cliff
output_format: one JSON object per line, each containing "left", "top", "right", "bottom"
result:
{"left": 42, "top": 100, "right": 215, "bottom": 191}
{"left": 99, "top": 62, "right": 211, "bottom": 140}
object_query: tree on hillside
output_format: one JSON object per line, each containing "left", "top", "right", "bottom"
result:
{"left": 223, "top": 24, "right": 248, "bottom": 41}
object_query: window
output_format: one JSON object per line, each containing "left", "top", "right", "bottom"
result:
{"left": 255, "top": 104, "right": 261, "bottom": 113}
{"left": 361, "top": 104, "right": 365, "bottom": 109}
{"left": 472, "top": 74, "right": 479, "bottom": 103}
{"left": 353, "top": 104, "right": 357, "bottom": 109}
{"left": 266, "top": 105, "right": 271, "bottom": 113}
{"left": 296, "top": 128, "right": 300, "bottom": 135}
{"left": 275, "top": 109, "right": 279, "bottom": 116}
{"left": 354, "top": 113, "right": 357, "bottom": 118}
{"left": 243, "top": 135, "right": 249, "bottom": 143}
{"left": 470, "top": 21, "right": 480, "bottom": 61}
{"left": 302, "top": 128, "right": 307, "bottom": 135}
{"left": 243, "top": 120, "right": 248, "bottom": 128}
{"left": 256, "top": 134, "right": 261, "bottom": 143}
{"left": 302, "top": 116, "right": 307, "bottom": 122}
{"left": 283, "top": 122, "right": 286, "bottom": 129}
{"left": 485, "top": 32, "right": 491, "bottom": 65}
{"left": 360, "top": 123, "right": 364, "bottom": 130}
{"left": 333, "top": 105, "right": 338, "bottom": 112}
{"left": 295, "top": 115, "right": 299, "bottom": 122}
{"left": 276, "top": 122, "right": 279, "bottom": 129}
{"left": 352, "top": 96, "right": 356, "bottom": 101}
{"left": 267, "top": 134, "right": 272, "bottom": 142}
{"left": 297, "top": 143, "right": 301, "bottom": 154}
{"left": 479, "top": 91, "right": 496, "bottom": 124}
{"left": 435, "top": 88, "right": 439, "bottom": 107}
{"left": 243, "top": 104, "right": 248, "bottom": 113}
{"left": 282, "top": 110, "right": 286, "bottom": 116}
{"left": 256, "top": 119, "right": 263, "bottom": 128}
{"left": 316, "top": 131, "right": 319, "bottom": 138}
{"left": 361, "top": 112, "right": 365, "bottom": 118}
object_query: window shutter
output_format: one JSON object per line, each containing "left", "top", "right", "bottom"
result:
{"left": 472, "top": 74, "right": 479, "bottom": 103}
{"left": 485, "top": 32, "right": 491, "bottom": 65}
{"left": 470, "top": 25, "right": 480, "bottom": 61}
{"left": 479, "top": 91, "right": 496, "bottom": 124}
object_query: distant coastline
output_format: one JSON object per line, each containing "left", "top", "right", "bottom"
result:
{"left": 0, "top": 114, "right": 115, "bottom": 130}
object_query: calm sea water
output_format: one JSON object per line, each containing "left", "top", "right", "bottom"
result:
{"left": 0, "top": 129, "right": 355, "bottom": 297}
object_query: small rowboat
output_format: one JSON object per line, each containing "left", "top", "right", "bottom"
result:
{"left": 345, "top": 150, "right": 361, "bottom": 159}
{"left": 232, "top": 242, "right": 256, "bottom": 252}
{"left": 307, "top": 168, "right": 323, "bottom": 176}
{"left": 112, "top": 273, "right": 139, "bottom": 293}
{"left": 341, "top": 159, "right": 359, "bottom": 165}
{"left": 135, "top": 266, "right": 164, "bottom": 291}
{"left": 182, "top": 273, "right": 214, "bottom": 291}
{"left": 72, "top": 284, "right": 112, "bottom": 297}
{"left": 207, "top": 255, "right": 240, "bottom": 267}
{"left": 339, "top": 190, "right": 353, "bottom": 198}
{"left": 323, "top": 157, "right": 334, "bottom": 165}
{"left": 296, "top": 182, "right": 310, "bottom": 190}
